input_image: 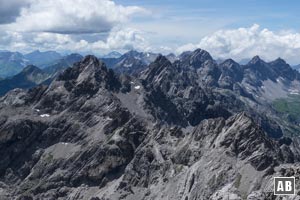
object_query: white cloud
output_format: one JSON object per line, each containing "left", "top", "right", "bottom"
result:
{"left": 177, "top": 24, "right": 300, "bottom": 64}
{"left": 0, "top": 28, "right": 149, "bottom": 55}
{"left": 91, "top": 28, "right": 149, "bottom": 51}
{"left": 176, "top": 43, "right": 198, "bottom": 54}
{"left": 6, "top": 0, "right": 147, "bottom": 34}
{"left": 0, "top": 0, "right": 150, "bottom": 54}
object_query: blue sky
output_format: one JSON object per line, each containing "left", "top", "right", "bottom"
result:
{"left": 116, "top": 0, "right": 300, "bottom": 30}
{"left": 1, "top": 0, "right": 300, "bottom": 63}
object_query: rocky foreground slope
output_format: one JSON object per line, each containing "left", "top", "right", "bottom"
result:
{"left": 0, "top": 50, "right": 300, "bottom": 199}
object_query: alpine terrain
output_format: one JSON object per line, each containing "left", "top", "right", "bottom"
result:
{"left": 0, "top": 49, "right": 300, "bottom": 200}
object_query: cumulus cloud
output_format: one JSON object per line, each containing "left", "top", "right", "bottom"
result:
{"left": 0, "top": 0, "right": 30, "bottom": 24}
{"left": 0, "top": 0, "right": 150, "bottom": 54}
{"left": 177, "top": 24, "right": 300, "bottom": 64}
{"left": 6, "top": 0, "right": 146, "bottom": 34}
{"left": 91, "top": 28, "right": 149, "bottom": 51}
{"left": 0, "top": 28, "right": 149, "bottom": 54}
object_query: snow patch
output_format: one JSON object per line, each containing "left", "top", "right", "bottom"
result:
{"left": 134, "top": 85, "right": 141, "bottom": 90}
{"left": 245, "top": 86, "right": 251, "bottom": 91}
{"left": 276, "top": 77, "right": 285, "bottom": 83}
{"left": 40, "top": 114, "right": 50, "bottom": 118}
{"left": 124, "top": 63, "right": 133, "bottom": 68}
{"left": 289, "top": 89, "right": 300, "bottom": 95}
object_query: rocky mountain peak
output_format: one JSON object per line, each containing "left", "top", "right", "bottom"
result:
{"left": 220, "top": 58, "right": 239, "bottom": 67}
{"left": 244, "top": 55, "right": 278, "bottom": 83}
{"left": 102, "top": 51, "right": 122, "bottom": 59}
{"left": 218, "top": 58, "right": 244, "bottom": 87}
{"left": 269, "top": 57, "right": 300, "bottom": 81}
{"left": 56, "top": 55, "right": 120, "bottom": 95}
{"left": 192, "top": 48, "right": 213, "bottom": 61}
{"left": 140, "top": 55, "right": 173, "bottom": 83}
{"left": 179, "top": 48, "right": 213, "bottom": 68}
{"left": 220, "top": 59, "right": 243, "bottom": 73}
{"left": 63, "top": 55, "right": 104, "bottom": 79}
{"left": 248, "top": 55, "right": 264, "bottom": 65}
{"left": 272, "top": 57, "right": 287, "bottom": 65}
{"left": 80, "top": 55, "right": 101, "bottom": 66}
{"left": 154, "top": 54, "right": 171, "bottom": 65}
{"left": 125, "top": 50, "right": 141, "bottom": 57}
{"left": 147, "top": 55, "right": 172, "bottom": 73}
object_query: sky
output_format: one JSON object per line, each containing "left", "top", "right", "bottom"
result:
{"left": 1, "top": 0, "right": 300, "bottom": 64}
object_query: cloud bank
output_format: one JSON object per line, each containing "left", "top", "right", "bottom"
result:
{"left": 0, "top": 28, "right": 149, "bottom": 54}
{"left": 6, "top": 0, "right": 146, "bottom": 34}
{"left": 0, "top": 0, "right": 149, "bottom": 54}
{"left": 177, "top": 24, "right": 300, "bottom": 64}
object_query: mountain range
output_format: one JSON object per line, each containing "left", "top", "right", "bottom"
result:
{"left": 0, "top": 51, "right": 28, "bottom": 78}
{"left": 293, "top": 64, "right": 300, "bottom": 72}
{"left": 0, "top": 49, "right": 300, "bottom": 199}
{"left": 0, "top": 50, "right": 82, "bottom": 78}
{"left": 0, "top": 54, "right": 83, "bottom": 96}
{"left": 24, "top": 50, "right": 63, "bottom": 67}
{"left": 101, "top": 50, "right": 177, "bottom": 75}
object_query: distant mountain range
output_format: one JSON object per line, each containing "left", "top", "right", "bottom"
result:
{"left": 0, "top": 65, "right": 48, "bottom": 96}
{"left": 293, "top": 64, "right": 300, "bottom": 71}
{"left": 101, "top": 50, "right": 177, "bottom": 75}
{"left": 24, "top": 50, "right": 63, "bottom": 67}
{"left": 0, "top": 53, "right": 83, "bottom": 95}
{"left": 0, "top": 49, "right": 166, "bottom": 95}
{"left": 102, "top": 51, "right": 122, "bottom": 58}
{"left": 0, "top": 50, "right": 175, "bottom": 78}
{"left": 0, "top": 50, "right": 62, "bottom": 78}
{"left": 0, "top": 51, "right": 28, "bottom": 78}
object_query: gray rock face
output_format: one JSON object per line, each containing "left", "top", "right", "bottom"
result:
{"left": 0, "top": 52, "right": 300, "bottom": 200}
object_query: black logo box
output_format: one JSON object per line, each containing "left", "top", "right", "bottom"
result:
{"left": 274, "top": 177, "right": 295, "bottom": 195}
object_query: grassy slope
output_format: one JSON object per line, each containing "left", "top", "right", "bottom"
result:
{"left": 272, "top": 94, "right": 300, "bottom": 136}
{"left": 273, "top": 94, "right": 300, "bottom": 121}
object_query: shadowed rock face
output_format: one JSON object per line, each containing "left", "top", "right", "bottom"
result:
{"left": 0, "top": 52, "right": 300, "bottom": 199}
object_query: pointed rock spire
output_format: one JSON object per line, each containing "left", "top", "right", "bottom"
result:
{"left": 249, "top": 55, "right": 264, "bottom": 65}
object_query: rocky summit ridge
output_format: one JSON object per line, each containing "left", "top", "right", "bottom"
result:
{"left": 0, "top": 50, "right": 300, "bottom": 199}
